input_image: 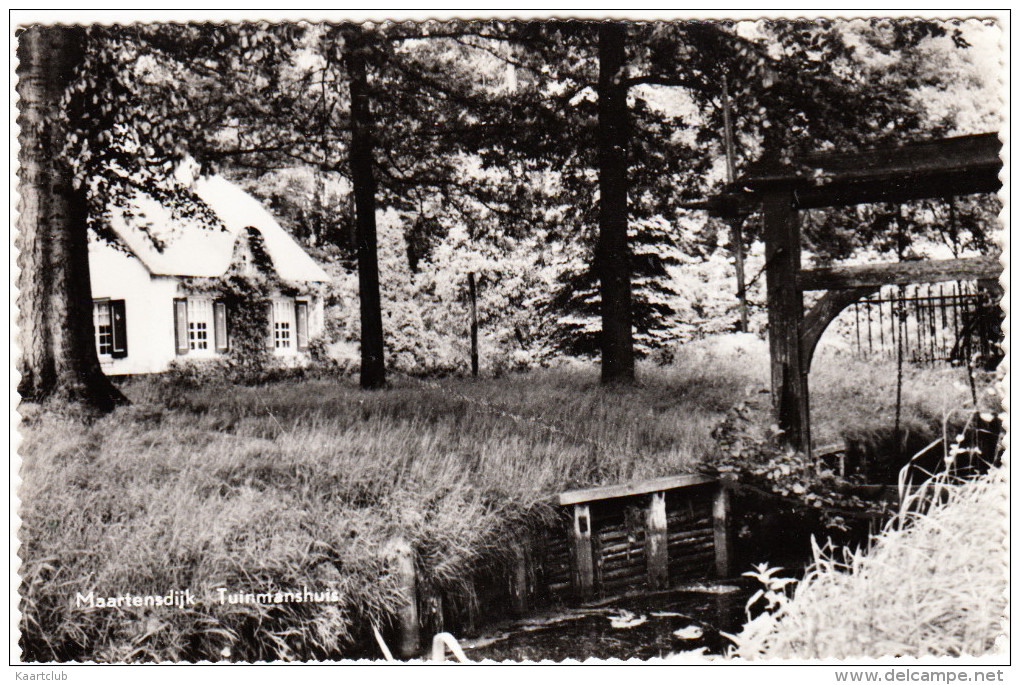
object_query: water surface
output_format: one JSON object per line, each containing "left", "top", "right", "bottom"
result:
{"left": 461, "top": 582, "right": 753, "bottom": 662}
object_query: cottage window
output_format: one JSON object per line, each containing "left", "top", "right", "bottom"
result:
{"left": 273, "top": 297, "right": 292, "bottom": 348}
{"left": 93, "top": 299, "right": 128, "bottom": 359}
{"left": 174, "top": 297, "right": 227, "bottom": 355}
{"left": 188, "top": 298, "right": 214, "bottom": 351}
{"left": 270, "top": 298, "right": 308, "bottom": 351}
{"left": 93, "top": 301, "right": 113, "bottom": 356}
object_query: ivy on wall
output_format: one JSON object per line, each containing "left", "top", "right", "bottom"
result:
{"left": 179, "top": 226, "right": 310, "bottom": 383}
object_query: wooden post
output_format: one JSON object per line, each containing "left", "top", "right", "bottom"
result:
{"left": 644, "top": 491, "right": 669, "bottom": 590}
{"left": 422, "top": 588, "right": 443, "bottom": 639}
{"left": 468, "top": 271, "right": 479, "bottom": 377}
{"left": 731, "top": 217, "right": 750, "bottom": 332}
{"left": 508, "top": 537, "right": 531, "bottom": 617}
{"left": 384, "top": 537, "right": 419, "bottom": 659}
{"left": 569, "top": 503, "right": 595, "bottom": 599}
{"left": 762, "top": 190, "right": 811, "bottom": 454}
{"left": 712, "top": 485, "right": 732, "bottom": 578}
{"left": 721, "top": 75, "right": 749, "bottom": 333}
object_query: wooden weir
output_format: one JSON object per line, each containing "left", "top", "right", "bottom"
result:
{"left": 552, "top": 474, "right": 730, "bottom": 601}
{"left": 384, "top": 474, "right": 731, "bottom": 658}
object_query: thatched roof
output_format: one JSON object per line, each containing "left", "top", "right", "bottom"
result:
{"left": 106, "top": 174, "right": 329, "bottom": 283}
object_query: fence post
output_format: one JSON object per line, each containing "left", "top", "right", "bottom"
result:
{"left": 569, "top": 503, "right": 595, "bottom": 599}
{"left": 645, "top": 491, "right": 669, "bottom": 589}
{"left": 384, "top": 537, "right": 419, "bottom": 659}
{"left": 713, "top": 485, "right": 732, "bottom": 578}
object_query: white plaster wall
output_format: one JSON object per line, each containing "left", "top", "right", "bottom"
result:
{"left": 90, "top": 242, "right": 328, "bottom": 374}
{"left": 311, "top": 297, "right": 325, "bottom": 338}
{"left": 89, "top": 242, "right": 179, "bottom": 375}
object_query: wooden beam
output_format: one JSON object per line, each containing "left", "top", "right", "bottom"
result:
{"left": 800, "top": 287, "right": 879, "bottom": 375}
{"left": 555, "top": 473, "right": 715, "bottom": 506}
{"left": 735, "top": 133, "right": 1002, "bottom": 209}
{"left": 763, "top": 190, "right": 811, "bottom": 453}
{"left": 799, "top": 256, "right": 1000, "bottom": 291}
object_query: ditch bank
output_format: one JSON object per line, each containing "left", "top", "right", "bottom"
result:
{"left": 372, "top": 472, "right": 871, "bottom": 661}
{"left": 371, "top": 413, "right": 1002, "bottom": 661}
{"left": 373, "top": 475, "right": 736, "bottom": 659}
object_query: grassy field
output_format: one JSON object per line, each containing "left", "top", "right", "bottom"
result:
{"left": 16, "top": 336, "right": 997, "bottom": 661}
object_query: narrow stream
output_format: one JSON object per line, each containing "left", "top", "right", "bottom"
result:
{"left": 460, "top": 581, "right": 754, "bottom": 662}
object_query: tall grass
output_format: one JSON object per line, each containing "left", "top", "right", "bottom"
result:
{"left": 809, "top": 350, "right": 998, "bottom": 448}
{"left": 19, "top": 340, "right": 761, "bottom": 661}
{"left": 728, "top": 463, "right": 1008, "bottom": 659}
{"left": 17, "top": 335, "right": 994, "bottom": 661}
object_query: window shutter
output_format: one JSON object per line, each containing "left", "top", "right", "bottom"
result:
{"left": 173, "top": 299, "right": 189, "bottom": 355}
{"left": 267, "top": 302, "right": 275, "bottom": 350}
{"left": 214, "top": 301, "right": 229, "bottom": 353}
{"left": 295, "top": 300, "right": 309, "bottom": 351}
{"left": 110, "top": 300, "right": 128, "bottom": 359}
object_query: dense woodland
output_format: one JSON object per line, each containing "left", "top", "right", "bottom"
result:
{"left": 16, "top": 19, "right": 1002, "bottom": 406}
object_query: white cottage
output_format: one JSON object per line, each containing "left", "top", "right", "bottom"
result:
{"left": 89, "top": 174, "right": 329, "bottom": 375}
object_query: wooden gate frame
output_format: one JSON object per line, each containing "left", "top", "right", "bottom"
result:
{"left": 708, "top": 133, "right": 1003, "bottom": 454}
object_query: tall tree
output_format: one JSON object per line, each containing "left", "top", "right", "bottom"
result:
{"left": 16, "top": 25, "right": 125, "bottom": 411}
{"left": 596, "top": 24, "right": 635, "bottom": 383}
{"left": 345, "top": 27, "right": 387, "bottom": 389}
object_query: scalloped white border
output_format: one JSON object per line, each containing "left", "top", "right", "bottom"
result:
{"left": 6, "top": 9, "right": 1011, "bottom": 679}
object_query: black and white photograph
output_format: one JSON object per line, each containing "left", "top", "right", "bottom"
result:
{"left": 9, "top": 10, "right": 1008, "bottom": 672}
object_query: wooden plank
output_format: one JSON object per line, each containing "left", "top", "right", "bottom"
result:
{"left": 645, "top": 492, "right": 669, "bottom": 590}
{"left": 568, "top": 504, "right": 595, "bottom": 600}
{"left": 798, "top": 257, "right": 1000, "bottom": 291}
{"left": 667, "top": 527, "right": 715, "bottom": 543}
{"left": 713, "top": 486, "right": 732, "bottom": 578}
{"left": 668, "top": 539, "right": 715, "bottom": 554}
{"left": 763, "top": 190, "right": 811, "bottom": 453}
{"left": 555, "top": 473, "right": 715, "bottom": 506}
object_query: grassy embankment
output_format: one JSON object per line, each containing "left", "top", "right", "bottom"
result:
{"left": 17, "top": 336, "right": 993, "bottom": 661}
{"left": 728, "top": 464, "right": 1008, "bottom": 659}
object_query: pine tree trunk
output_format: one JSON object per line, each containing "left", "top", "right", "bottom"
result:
{"left": 347, "top": 29, "right": 386, "bottom": 390}
{"left": 596, "top": 23, "right": 635, "bottom": 384}
{"left": 16, "top": 25, "right": 125, "bottom": 412}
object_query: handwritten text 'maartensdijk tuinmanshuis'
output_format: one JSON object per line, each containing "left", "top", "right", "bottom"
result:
{"left": 75, "top": 587, "right": 344, "bottom": 608}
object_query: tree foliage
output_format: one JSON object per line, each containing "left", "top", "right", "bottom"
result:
{"left": 23, "top": 19, "right": 1000, "bottom": 389}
